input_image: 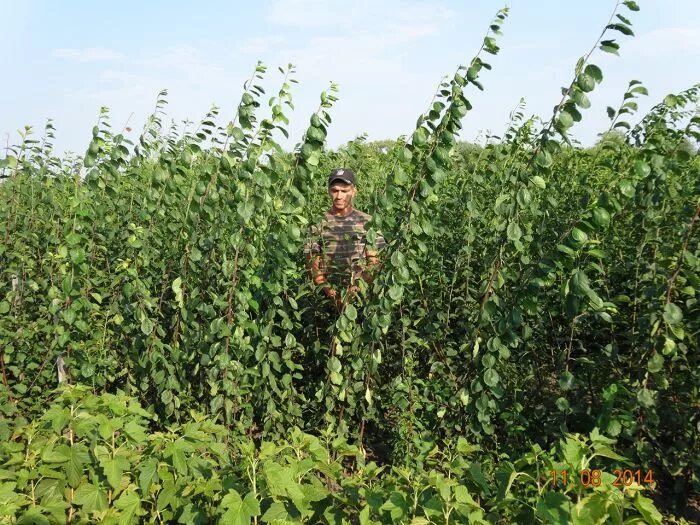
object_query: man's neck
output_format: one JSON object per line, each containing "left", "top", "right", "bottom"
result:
{"left": 330, "top": 206, "right": 354, "bottom": 217}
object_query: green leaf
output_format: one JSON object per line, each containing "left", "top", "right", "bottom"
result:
{"left": 231, "top": 127, "right": 245, "bottom": 141}
{"left": 647, "top": 353, "right": 664, "bottom": 373}
{"left": 573, "top": 90, "right": 591, "bottom": 109}
{"left": 17, "top": 508, "right": 51, "bottom": 525}
{"left": 62, "top": 309, "right": 76, "bottom": 325}
{"left": 380, "top": 491, "right": 408, "bottom": 520}
{"left": 578, "top": 74, "right": 595, "bottom": 93}
{"left": 558, "top": 111, "right": 574, "bottom": 129}
{"left": 535, "top": 150, "right": 553, "bottom": 168}
{"left": 458, "top": 389, "right": 470, "bottom": 406}
{"left": 388, "top": 284, "right": 403, "bottom": 302}
{"left": 633, "top": 160, "right": 650, "bottom": 177}
{"left": 530, "top": 175, "right": 546, "bottom": 189}
{"left": 562, "top": 437, "right": 585, "bottom": 468}
{"left": 663, "top": 94, "right": 678, "bottom": 108}
{"left": 261, "top": 502, "right": 288, "bottom": 523}
{"left": 220, "top": 490, "right": 260, "bottom": 525}
{"left": 167, "top": 441, "right": 188, "bottom": 475}
{"left": 123, "top": 420, "right": 147, "bottom": 444}
{"left": 592, "top": 208, "right": 610, "bottom": 228}
{"left": 535, "top": 491, "right": 570, "bottom": 523}
{"left": 633, "top": 494, "right": 662, "bottom": 525}
{"left": 66, "top": 232, "right": 82, "bottom": 246}
{"left": 496, "top": 467, "right": 521, "bottom": 502}
{"left": 160, "top": 390, "right": 173, "bottom": 405}
{"left": 307, "top": 126, "right": 326, "bottom": 142}
{"left": 662, "top": 337, "right": 676, "bottom": 356}
{"left": 516, "top": 188, "right": 532, "bottom": 207}
{"left": 328, "top": 356, "right": 342, "bottom": 373}
{"left": 140, "top": 317, "right": 154, "bottom": 336}
{"left": 620, "top": 180, "right": 635, "bottom": 198}
{"left": 115, "top": 490, "right": 144, "bottom": 525}
{"left": 101, "top": 456, "right": 129, "bottom": 490}
{"left": 138, "top": 458, "right": 158, "bottom": 495}
{"left": 584, "top": 64, "right": 603, "bottom": 83}
{"left": 392, "top": 167, "right": 409, "bottom": 185}
{"left": 629, "top": 84, "right": 648, "bottom": 95}
{"left": 73, "top": 483, "right": 108, "bottom": 514}
{"left": 412, "top": 127, "right": 428, "bottom": 147}
{"left": 390, "top": 250, "right": 405, "bottom": 267}
{"left": 344, "top": 304, "right": 357, "bottom": 322}
{"left": 559, "top": 371, "right": 575, "bottom": 390}
{"left": 606, "top": 23, "right": 634, "bottom": 36}
{"left": 506, "top": 222, "right": 522, "bottom": 241}
{"left": 0, "top": 302, "right": 10, "bottom": 314}
{"left": 0, "top": 482, "right": 18, "bottom": 505}
{"left": 157, "top": 480, "right": 176, "bottom": 511}
{"left": 59, "top": 444, "right": 90, "bottom": 488}
{"left": 482, "top": 354, "right": 496, "bottom": 368}
{"left": 663, "top": 303, "right": 683, "bottom": 325}
{"left": 571, "top": 228, "right": 588, "bottom": 243}
{"left": 637, "top": 388, "right": 655, "bottom": 408}
{"left": 484, "top": 369, "right": 500, "bottom": 388}
{"left": 600, "top": 40, "right": 620, "bottom": 55}
{"left": 4, "top": 156, "right": 18, "bottom": 169}
{"left": 264, "top": 462, "right": 305, "bottom": 502}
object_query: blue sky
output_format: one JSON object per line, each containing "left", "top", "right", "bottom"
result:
{"left": 1, "top": 0, "right": 698, "bottom": 155}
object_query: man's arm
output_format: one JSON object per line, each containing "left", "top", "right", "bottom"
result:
{"left": 360, "top": 249, "right": 381, "bottom": 285}
{"left": 348, "top": 248, "right": 382, "bottom": 300}
{"left": 359, "top": 226, "right": 386, "bottom": 286}
{"left": 307, "top": 252, "right": 342, "bottom": 305}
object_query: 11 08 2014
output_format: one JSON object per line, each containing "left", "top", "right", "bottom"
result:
{"left": 549, "top": 468, "right": 655, "bottom": 488}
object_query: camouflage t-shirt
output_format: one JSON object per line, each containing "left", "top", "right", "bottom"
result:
{"left": 304, "top": 209, "right": 386, "bottom": 287}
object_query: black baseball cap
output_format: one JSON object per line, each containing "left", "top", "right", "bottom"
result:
{"left": 328, "top": 168, "right": 356, "bottom": 186}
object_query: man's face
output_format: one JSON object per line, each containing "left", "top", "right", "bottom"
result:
{"left": 329, "top": 182, "right": 356, "bottom": 212}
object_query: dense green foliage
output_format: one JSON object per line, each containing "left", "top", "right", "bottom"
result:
{"left": 0, "top": 387, "right": 670, "bottom": 524}
{"left": 1, "top": 2, "right": 699, "bottom": 522}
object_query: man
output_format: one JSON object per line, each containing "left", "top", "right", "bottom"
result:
{"left": 304, "top": 168, "right": 386, "bottom": 312}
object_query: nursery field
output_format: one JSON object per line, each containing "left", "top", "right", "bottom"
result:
{"left": 1, "top": 2, "right": 699, "bottom": 523}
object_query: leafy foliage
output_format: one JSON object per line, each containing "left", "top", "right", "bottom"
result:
{"left": 0, "top": 387, "right": 674, "bottom": 524}
{"left": 1, "top": 2, "right": 698, "bottom": 521}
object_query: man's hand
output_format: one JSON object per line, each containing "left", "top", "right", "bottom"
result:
{"left": 323, "top": 286, "right": 344, "bottom": 312}
{"left": 347, "top": 284, "right": 360, "bottom": 299}
{"left": 360, "top": 249, "right": 381, "bottom": 285}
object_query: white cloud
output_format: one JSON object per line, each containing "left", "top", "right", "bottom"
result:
{"left": 54, "top": 47, "right": 124, "bottom": 63}
{"left": 267, "top": 0, "right": 454, "bottom": 29}
{"left": 394, "top": 3, "right": 454, "bottom": 25}
{"left": 263, "top": 22, "right": 451, "bottom": 79}
{"left": 252, "top": 0, "right": 464, "bottom": 148}
{"left": 267, "top": 0, "right": 353, "bottom": 28}
{"left": 90, "top": 69, "right": 156, "bottom": 101}
{"left": 135, "top": 46, "right": 225, "bottom": 82}
{"left": 239, "top": 36, "right": 286, "bottom": 55}
{"left": 99, "top": 70, "right": 147, "bottom": 85}
{"left": 260, "top": 0, "right": 457, "bottom": 83}
{"left": 626, "top": 27, "right": 700, "bottom": 57}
